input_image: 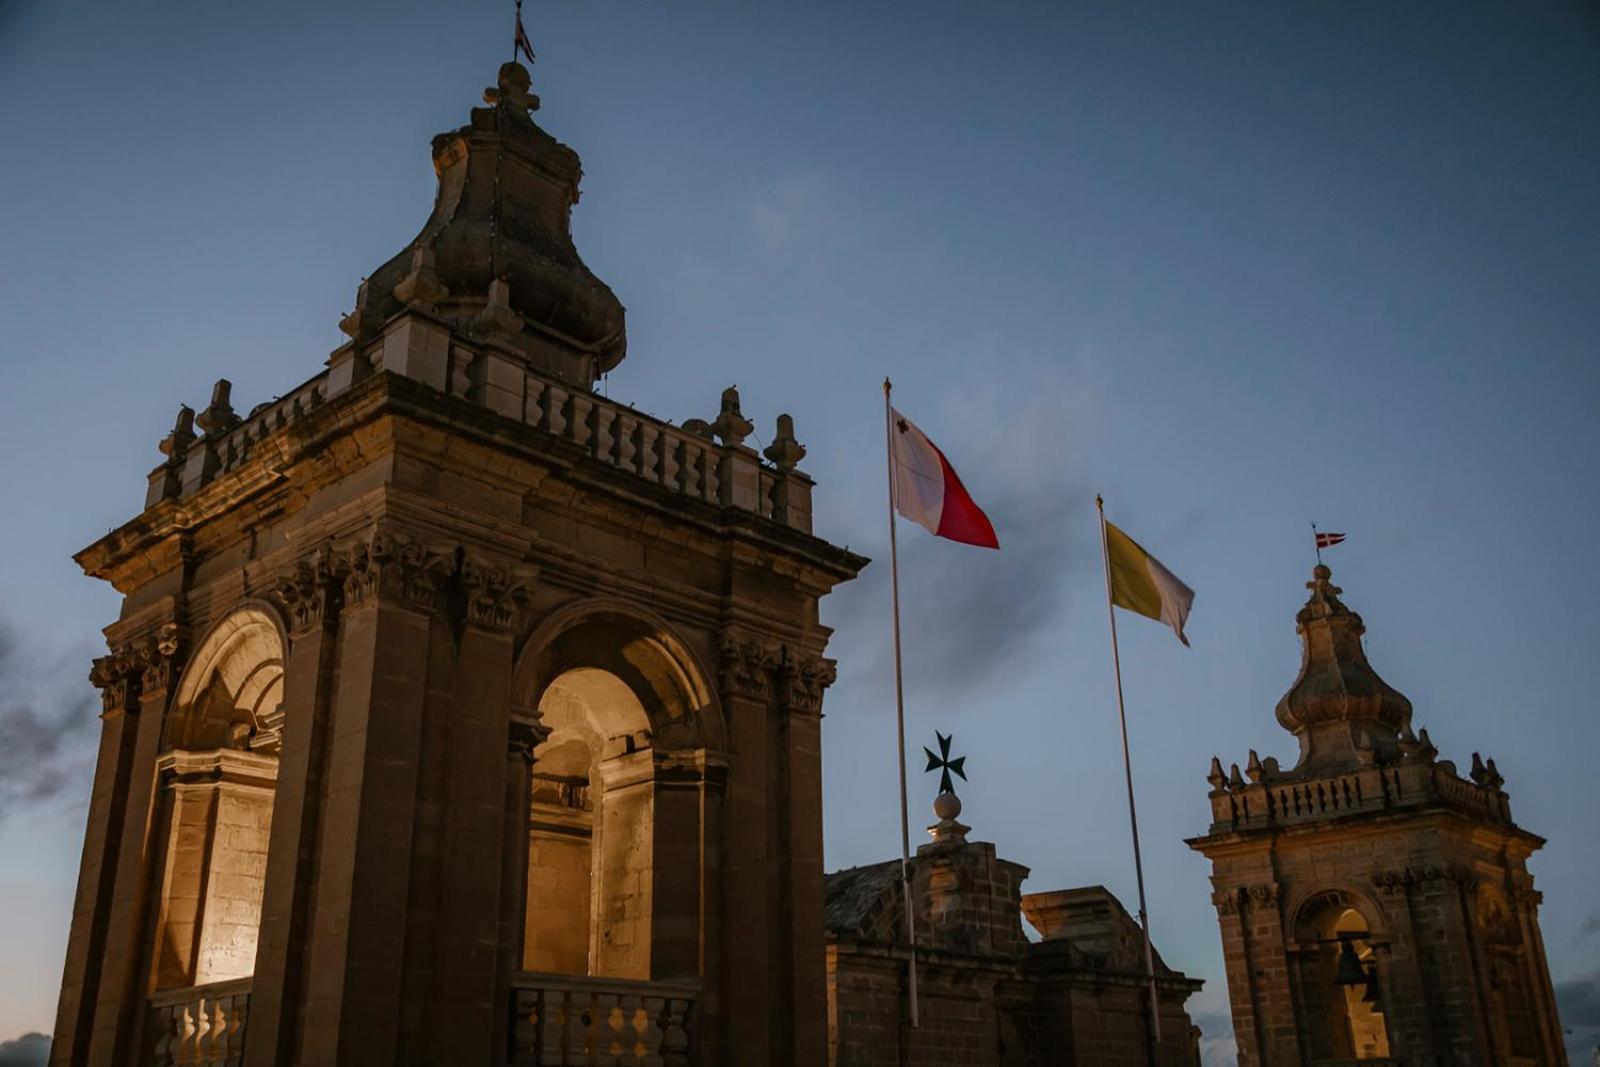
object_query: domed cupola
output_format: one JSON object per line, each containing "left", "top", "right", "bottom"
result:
{"left": 1275, "top": 564, "right": 1413, "bottom": 774}
{"left": 344, "top": 60, "right": 626, "bottom": 388}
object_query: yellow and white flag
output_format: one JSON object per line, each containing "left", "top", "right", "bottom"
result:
{"left": 1104, "top": 520, "right": 1194, "bottom": 646}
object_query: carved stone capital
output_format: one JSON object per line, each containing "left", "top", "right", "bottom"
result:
{"left": 1211, "top": 887, "right": 1244, "bottom": 916}
{"left": 1372, "top": 869, "right": 1416, "bottom": 897}
{"left": 339, "top": 530, "right": 456, "bottom": 613}
{"left": 1509, "top": 886, "right": 1543, "bottom": 911}
{"left": 777, "top": 651, "right": 836, "bottom": 714}
{"left": 1247, "top": 882, "right": 1284, "bottom": 906}
{"left": 509, "top": 711, "right": 549, "bottom": 765}
{"left": 718, "top": 631, "right": 780, "bottom": 701}
{"left": 270, "top": 546, "right": 343, "bottom": 636}
{"left": 90, "top": 650, "right": 140, "bottom": 715}
{"left": 461, "top": 555, "right": 539, "bottom": 634}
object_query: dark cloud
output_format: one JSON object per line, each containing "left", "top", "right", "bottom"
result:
{"left": 0, "top": 1032, "right": 49, "bottom": 1067}
{"left": 1559, "top": 969, "right": 1600, "bottom": 1027}
{"left": 1581, "top": 913, "right": 1600, "bottom": 941}
{"left": 826, "top": 483, "right": 1091, "bottom": 702}
{"left": 0, "top": 617, "right": 99, "bottom": 825}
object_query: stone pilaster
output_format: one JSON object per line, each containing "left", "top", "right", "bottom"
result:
{"left": 86, "top": 627, "right": 183, "bottom": 1067}
{"left": 51, "top": 654, "right": 143, "bottom": 1066}
{"left": 245, "top": 551, "right": 343, "bottom": 1067}
{"left": 776, "top": 650, "right": 835, "bottom": 1067}
{"left": 717, "top": 630, "right": 781, "bottom": 1066}
{"left": 426, "top": 556, "right": 534, "bottom": 1064}
{"left": 295, "top": 531, "right": 452, "bottom": 1065}
{"left": 494, "top": 716, "right": 543, "bottom": 1066}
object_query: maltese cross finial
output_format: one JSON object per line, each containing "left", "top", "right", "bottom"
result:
{"left": 923, "top": 731, "right": 967, "bottom": 796}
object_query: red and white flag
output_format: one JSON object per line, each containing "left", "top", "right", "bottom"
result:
{"left": 514, "top": 5, "right": 536, "bottom": 65}
{"left": 1314, "top": 531, "right": 1346, "bottom": 549}
{"left": 890, "top": 408, "right": 999, "bottom": 549}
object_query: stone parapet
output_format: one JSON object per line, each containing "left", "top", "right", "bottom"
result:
{"left": 1201, "top": 754, "right": 1515, "bottom": 835}
{"left": 139, "top": 310, "right": 815, "bottom": 535}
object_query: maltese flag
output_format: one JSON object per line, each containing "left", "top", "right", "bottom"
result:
{"left": 891, "top": 408, "right": 999, "bottom": 549}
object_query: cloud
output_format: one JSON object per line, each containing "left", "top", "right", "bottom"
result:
{"left": 824, "top": 347, "right": 1102, "bottom": 701}
{"left": 0, "top": 617, "right": 99, "bottom": 825}
{"left": 1187, "top": 984, "right": 1238, "bottom": 1067}
{"left": 1559, "top": 969, "right": 1600, "bottom": 1064}
{"left": 1581, "top": 913, "right": 1600, "bottom": 941}
{"left": 0, "top": 1032, "right": 48, "bottom": 1067}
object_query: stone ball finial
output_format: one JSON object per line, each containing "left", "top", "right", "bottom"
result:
{"left": 933, "top": 791, "right": 962, "bottom": 822}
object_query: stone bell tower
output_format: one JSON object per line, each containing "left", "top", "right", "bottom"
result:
{"left": 52, "top": 58, "right": 864, "bottom": 1067}
{"left": 1188, "top": 565, "right": 1566, "bottom": 1066}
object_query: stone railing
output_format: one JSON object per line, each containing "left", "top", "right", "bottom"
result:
{"left": 146, "top": 312, "right": 815, "bottom": 533}
{"left": 508, "top": 972, "right": 695, "bottom": 1066}
{"left": 146, "top": 977, "right": 252, "bottom": 1066}
{"left": 1208, "top": 758, "right": 1511, "bottom": 833}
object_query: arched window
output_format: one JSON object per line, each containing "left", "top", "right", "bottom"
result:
{"left": 149, "top": 607, "right": 284, "bottom": 990}
{"left": 1295, "top": 890, "right": 1391, "bottom": 1062}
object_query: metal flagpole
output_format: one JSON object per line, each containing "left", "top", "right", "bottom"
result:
{"left": 1311, "top": 521, "right": 1323, "bottom": 565}
{"left": 882, "top": 378, "right": 920, "bottom": 1029}
{"left": 512, "top": 0, "right": 522, "bottom": 63}
{"left": 1096, "top": 495, "right": 1162, "bottom": 1054}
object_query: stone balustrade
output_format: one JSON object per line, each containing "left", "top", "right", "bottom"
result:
{"left": 1207, "top": 758, "right": 1512, "bottom": 833}
{"left": 143, "top": 312, "right": 815, "bottom": 534}
{"left": 146, "top": 978, "right": 252, "bottom": 1066}
{"left": 508, "top": 972, "right": 695, "bottom": 1066}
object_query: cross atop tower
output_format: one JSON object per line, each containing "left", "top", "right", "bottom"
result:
{"left": 923, "top": 731, "right": 966, "bottom": 796}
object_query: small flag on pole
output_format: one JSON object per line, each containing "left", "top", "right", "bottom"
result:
{"left": 1104, "top": 519, "right": 1195, "bottom": 646}
{"left": 514, "top": 1, "right": 536, "bottom": 65}
{"left": 1314, "top": 531, "right": 1346, "bottom": 549}
{"left": 890, "top": 408, "right": 999, "bottom": 549}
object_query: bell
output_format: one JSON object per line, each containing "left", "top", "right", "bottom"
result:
{"left": 1361, "top": 968, "right": 1381, "bottom": 1005}
{"left": 1335, "top": 939, "right": 1366, "bottom": 986}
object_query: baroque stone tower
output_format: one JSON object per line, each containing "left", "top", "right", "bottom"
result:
{"left": 1188, "top": 566, "right": 1566, "bottom": 1066}
{"left": 52, "top": 60, "right": 864, "bottom": 1067}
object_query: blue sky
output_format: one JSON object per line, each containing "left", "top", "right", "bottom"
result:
{"left": 2, "top": 1, "right": 1598, "bottom": 1059}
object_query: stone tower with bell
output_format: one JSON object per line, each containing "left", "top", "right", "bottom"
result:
{"left": 1188, "top": 565, "right": 1567, "bottom": 1066}
{"left": 52, "top": 58, "right": 864, "bottom": 1067}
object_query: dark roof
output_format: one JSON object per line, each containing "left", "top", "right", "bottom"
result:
{"left": 823, "top": 861, "right": 901, "bottom": 940}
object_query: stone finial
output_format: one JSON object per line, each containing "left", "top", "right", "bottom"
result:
{"left": 484, "top": 60, "right": 540, "bottom": 115}
{"left": 339, "top": 278, "right": 370, "bottom": 339}
{"left": 1417, "top": 727, "right": 1437, "bottom": 760}
{"left": 1470, "top": 752, "right": 1490, "bottom": 786}
{"left": 196, "top": 380, "right": 238, "bottom": 436}
{"left": 474, "top": 278, "right": 524, "bottom": 345}
{"left": 1207, "top": 755, "right": 1227, "bottom": 792}
{"left": 392, "top": 247, "right": 448, "bottom": 311}
{"left": 158, "top": 405, "right": 196, "bottom": 460}
{"left": 709, "top": 386, "right": 754, "bottom": 447}
{"left": 1245, "top": 749, "right": 1263, "bottom": 783}
{"left": 1275, "top": 564, "right": 1412, "bottom": 770}
{"left": 1485, "top": 757, "right": 1504, "bottom": 790}
{"left": 763, "top": 413, "right": 806, "bottom": 471}
{"left": 1228, "top": 763, "right": 1245, "bottom": 791}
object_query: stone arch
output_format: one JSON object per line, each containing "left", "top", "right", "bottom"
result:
{"left": 149, "top": 603, "right": 285, "bottom": 990}
{"left": 513, "top": 598, "right": 724, "bottom": 752}
{"left": 167, "top": 603, "right": 288, "bottom": 754}
{"left": 1291, "top": 886, "right": 1392, "bottom": 1062}
{"left": 513, "top": 600, "right": 725, "bottom": 983}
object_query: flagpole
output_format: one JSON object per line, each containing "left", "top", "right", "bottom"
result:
{"left": 1311, "top": 521, "right": 1322, "bottom": 565}
{"left": 883, "top": 378, "right": 920, "bottom": 1030}
{"left": 512, "top": 0, "right": 522, "bottom": 63}
{"left": 1096, "top": 495, "right": 1162, "bottom": 1055}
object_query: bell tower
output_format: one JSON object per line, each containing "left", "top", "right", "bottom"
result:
{"left": 52, "top": 58, "right": 864, "bottom": 1067}
{"left": 1188, "top": 565, "right": 1566, "bottom": 1066}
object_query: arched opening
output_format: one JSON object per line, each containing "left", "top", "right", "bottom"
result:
{"left": 514, "top": 605, "right": 723, "bottom": 988}
{"left": 523, "top": 667, "right": 654, "bottom": 979}
{"left": 1296, "top": 891, "right": 1391, "bottom": 1062}
{"left": 149, "top": 607, "right": 284, "bottom": 991}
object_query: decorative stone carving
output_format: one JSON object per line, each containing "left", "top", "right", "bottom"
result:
{"left": 139, "top": 624, "right": 185, "bottom": 694}
{"left": 339, "top": 530, "right": 456, "bottom": 612}
{"left": 1247, "top": 883, "right": 1284, "bottom": 905}
{"left": 460, "top": 555, "right": 538, "bottom": 633}
{"left": 392, "top": 247, "right": 448, "bottom": 312}
{"left": 158, "top": 405, "right": 196, "bottom": 463}
{"left": 763, "top": 414, "right": 805, "bottom": 472}
{"left": 718, "top": 632, "right": 779, "bottom": 701}
{"left": 195, "top": 379, "right": 239, "bottom": 437}
{"left": 1211, "top": 887, "right": 1244, "bottom": 916}
{"left": 777, "top": 651, "right": 836, "bottom": 713}
{"left": 709, "top": 386, "right": 754, "bottom": 447}
{"left": 270, "top": 546, "right": 342, "bottom": 637}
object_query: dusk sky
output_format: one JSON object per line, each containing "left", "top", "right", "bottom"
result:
{"left": 2, "top": 1, "right": 1598, "bottom": 1061}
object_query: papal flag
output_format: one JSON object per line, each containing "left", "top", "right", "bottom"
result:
{"left": 1104, "top": 520, "right": 1194, "bottom": 646}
